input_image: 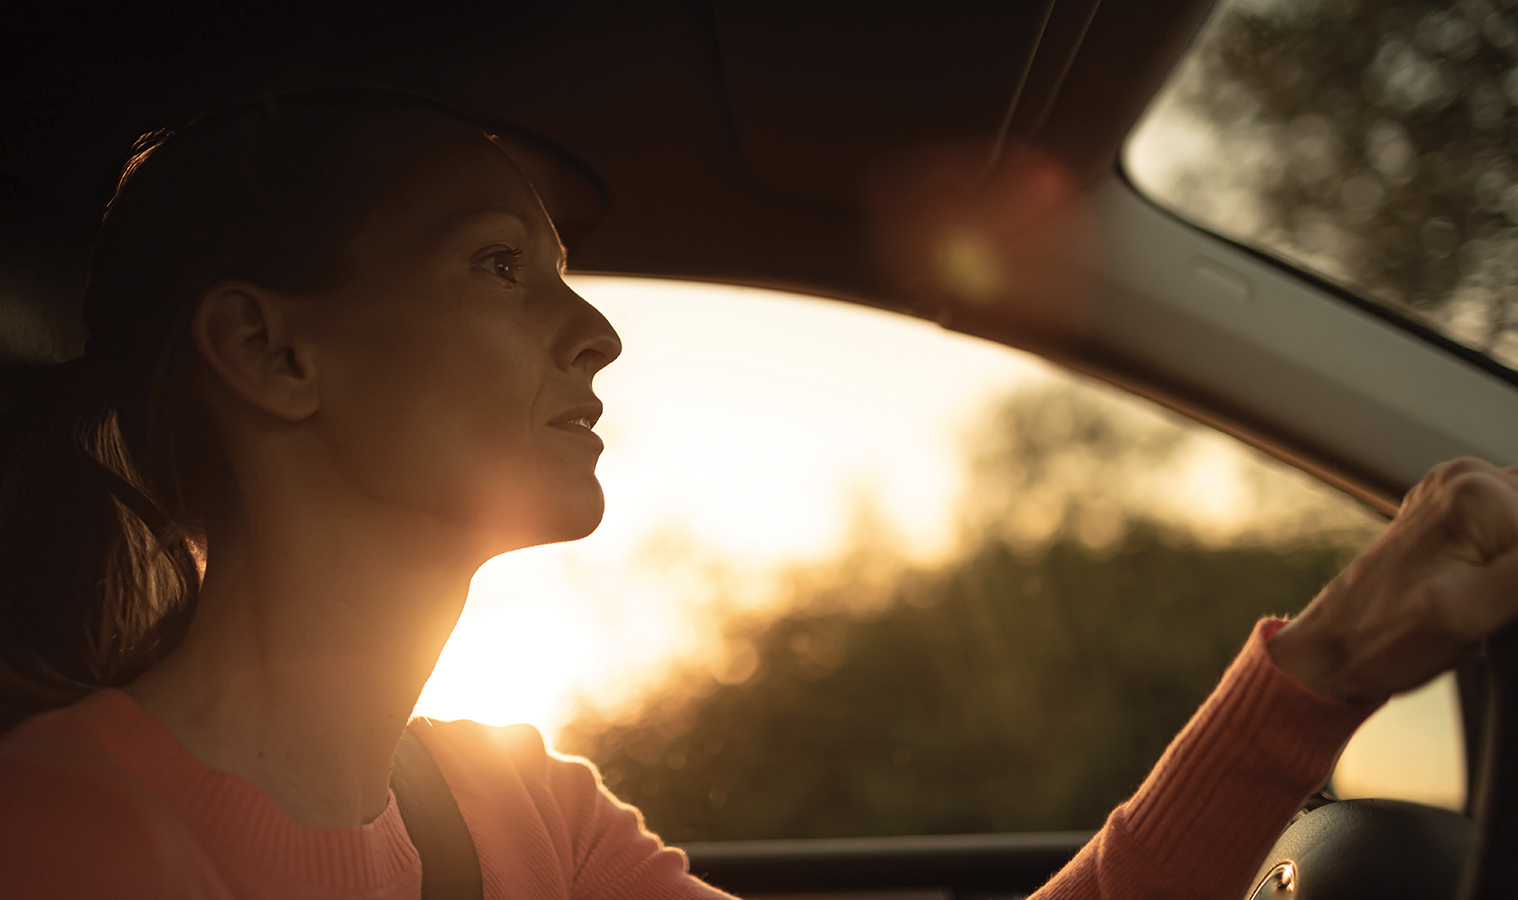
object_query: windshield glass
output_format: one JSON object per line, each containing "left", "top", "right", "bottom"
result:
{"left": 409, "top": 278, "right": 1448, "bottom": 841}
{"left": 1127, "top": 0, "right": 1518, "bottom": 371}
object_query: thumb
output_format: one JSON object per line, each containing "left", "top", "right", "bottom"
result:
{"left": 1446, "top": 542, "right": 1518, "bottom": 644}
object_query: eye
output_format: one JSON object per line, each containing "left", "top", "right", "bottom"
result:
{"left": 476, "top": 248, "right": 523, "bottom": 282}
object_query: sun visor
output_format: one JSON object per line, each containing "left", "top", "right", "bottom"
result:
{"left": 713, "top": 0, "right": 1213, "bottom": 204}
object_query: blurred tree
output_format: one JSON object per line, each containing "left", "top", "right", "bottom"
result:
{"left": 1137, "top": 0, "right": 1518, "bottom": 364}
{"left": 556, "top": 385, "right": 1382, "bottom": 841}
{"left": 559, "top": 532, "right": 1360, "bottom": 840}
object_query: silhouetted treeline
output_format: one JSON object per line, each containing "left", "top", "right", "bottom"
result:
{"left": 559, "top": 383, "right": 1380, "bottom": 840}
{"left": 560, "top": 529, "right": 1365, "bottom": 840}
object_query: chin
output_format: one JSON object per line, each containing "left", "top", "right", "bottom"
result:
{"left": 474, "top": 483, "right": 606, "bottom": 553}
{"left": 539, "top": 502, "right": 605, "bottom": 546}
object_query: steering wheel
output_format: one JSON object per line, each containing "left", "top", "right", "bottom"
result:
{"left": 1459, "top": 623, "right": 1518, "bottom": 899}
{"left": 1245, "top": 624, "right": 1518, "bottom": 899}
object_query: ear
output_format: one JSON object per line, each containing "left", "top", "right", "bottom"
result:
{"left": 192, "top": 282, "right": 320, "bottom": 422}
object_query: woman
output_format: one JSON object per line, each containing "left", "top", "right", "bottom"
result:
{"left": 1, "top": 88, "right": 1515, "bottom": 900}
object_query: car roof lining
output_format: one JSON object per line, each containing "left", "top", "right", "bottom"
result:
{"left": 0, "top": 0, "right": 1216, "bottom": 361}
{"left": 36, "top": 1, "right": 1439, "bottom": 512}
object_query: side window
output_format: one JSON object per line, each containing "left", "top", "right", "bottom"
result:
{"left": 1125, "top": 0, "right": 1488, "bottom": 815}
{"left": 1333, "top": 673, "right": 1465, "bottom": 810}
{"left": 416, "top": 277, "right": 1433, "bottom": 842}
{"left": 1126, "top": 0, "right": 1518, "bottom": 371}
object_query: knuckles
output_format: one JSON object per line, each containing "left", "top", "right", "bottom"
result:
{"left": 1402, "top": 458, "right": 1489, "bottom": 511}
{"left": 1443, "top": 470, "right": 1503, "bottom": 509}
{"left": 1427, "top": 456, "right": 1492, "bottom": 486}
{"left": 1319, "top": 457, "right": 1518, "bottom": 700}
{"left": 1416, "top": 459, "right": 1518, "bottom": 520}
{"left": 1389, "top": 458, "right": 1518, "bottom": 565}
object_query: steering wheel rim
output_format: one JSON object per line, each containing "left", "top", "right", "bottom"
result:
{"left": 1244, "top": 625, "right": 1518, "bottom": 900}
{"left": 1457, "top": 622, "right": 1518, "bottom": 899}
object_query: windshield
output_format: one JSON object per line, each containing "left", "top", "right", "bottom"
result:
{"left": 410, "top": 277, "right": 1446, "bottom": 841}
{"left": 1127, "top": 0, "right": 1518, "bottom": 371}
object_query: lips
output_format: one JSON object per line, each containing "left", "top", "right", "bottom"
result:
{"left": 548, "top": 400, "right": 604, "bottom": 433}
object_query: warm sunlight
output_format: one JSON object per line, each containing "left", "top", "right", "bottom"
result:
{"left": 414, "top": 275, "right": 1342, "bottom": 729}
{"left": 416, "top": 276, "right": 1049, "bottom": 731}
{"left": 1332, "top": 672, "right": 1467, "bottom": 811}
{"left": 414, "top": 276, "right": 1459, "bottom": 824}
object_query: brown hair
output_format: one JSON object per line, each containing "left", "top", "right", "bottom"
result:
{"left": 0, "top": 89, "right": 477, "bottom": 730}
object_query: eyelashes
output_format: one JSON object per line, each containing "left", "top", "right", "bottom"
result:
{"left": 475, "top": 248, "right": 524, "bottom": 283}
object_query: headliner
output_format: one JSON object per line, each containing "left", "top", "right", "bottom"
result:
{"left": 0, "top": 0, "right": 1214, "bottom": 362}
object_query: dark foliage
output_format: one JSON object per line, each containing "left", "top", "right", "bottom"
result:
{"left": 559, "top": 526, "right": 1360, "bottom": 840}
{"left": 1171, "top": 0, "right": 1518, "bottom": 358}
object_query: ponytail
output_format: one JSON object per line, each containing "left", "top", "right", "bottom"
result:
{"left": 0, "top": 356, "right": 198, "bottom": 730}
{"left": 0, "top": 88, "right": 475, "bottom": 729}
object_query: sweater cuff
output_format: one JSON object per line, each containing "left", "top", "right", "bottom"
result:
{"left": 1107, "top": 617, "right": 1379, "bottom": 895}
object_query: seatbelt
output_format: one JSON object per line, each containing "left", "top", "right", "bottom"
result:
{"left": 391, "top": 725, "right": 485, "bottom": 900}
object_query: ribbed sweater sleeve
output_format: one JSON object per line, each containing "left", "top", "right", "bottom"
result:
{"left": 1030, "top": 618, "right": 1376, "bottom": 900}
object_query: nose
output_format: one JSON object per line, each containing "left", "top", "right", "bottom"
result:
{"left": 555, "top": 285, "right": 622, "bottom": 378}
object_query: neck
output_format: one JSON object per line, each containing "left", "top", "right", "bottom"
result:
{"left": 126, "top": 469, "right": 489, "bottom": 829}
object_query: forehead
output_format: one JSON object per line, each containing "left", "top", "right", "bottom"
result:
{"left": 360, "top": 118, "right": 547, "bottom": 245}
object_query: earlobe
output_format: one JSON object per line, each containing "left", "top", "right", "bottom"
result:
{"left": 192, "top": 282, "right": 320, "bottom": 422}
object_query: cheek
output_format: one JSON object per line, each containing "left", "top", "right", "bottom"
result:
{"left": 318, "top": 307, "right": 546, "bottom": 516}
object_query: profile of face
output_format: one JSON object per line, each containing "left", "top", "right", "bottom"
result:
{"left": 235, "top": 113, "right": 622, "bottom": 558}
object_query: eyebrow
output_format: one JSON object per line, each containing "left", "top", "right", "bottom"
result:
{"left": 438, "top": 207, "right": 538, "bottom": 240}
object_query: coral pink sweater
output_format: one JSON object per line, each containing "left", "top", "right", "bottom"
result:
{"left": 0, "top": 619, "right": 1371, "bottom": 900}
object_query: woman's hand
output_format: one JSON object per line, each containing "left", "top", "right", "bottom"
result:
{"left": 1270, "top": 458, "right": 1518, "bottom": 705}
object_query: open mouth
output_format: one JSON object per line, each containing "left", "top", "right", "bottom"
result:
{"left": 549, "top": 401, "right": 604, "bottom": 434}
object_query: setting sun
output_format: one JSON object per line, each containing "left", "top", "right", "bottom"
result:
{"left": 413, "top": 275, "right": 1458, "bottom": 815}
{"left": 415, "top": 276, "right": 1047, "bottom": 731}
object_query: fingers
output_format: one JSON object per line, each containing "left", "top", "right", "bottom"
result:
{"left": 1406, "top": 458, "right": 1518, "bottom": 644}
{"left": 1415, "top": 457, "right": 1518, "bottom": 497}
{"left": 1441, "top": 541, "right": 1518, "bottom": 644}
{"left": 1280, "top": 457, "right": 1518, "bottom": 703}
{"left": 1402, "top": 459, "right": 1518, "bottom": 555}
{"left": 1410, "top": 464, "right": 1518, "bottom": 566}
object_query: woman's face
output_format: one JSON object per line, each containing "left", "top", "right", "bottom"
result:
{"left": 300, "top": 116, "right": 621, "bottom": 556}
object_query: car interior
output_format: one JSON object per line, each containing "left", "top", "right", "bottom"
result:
{"left": 4, "top": 1, "right": 1518, "bottom": 898}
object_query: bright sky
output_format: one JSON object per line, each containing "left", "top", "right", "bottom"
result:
{"left": 1333, "top": 672, "right": 1466, "bottom": 811}
{"left": 412, "top": 274, "right": 1466, "bottom": 816}
{"left": 415, "top": 276, "right": 1048, "bottom": 730}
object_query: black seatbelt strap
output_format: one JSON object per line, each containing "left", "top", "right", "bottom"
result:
{"left": 391, "top": 724, "right": 485, "bottom": 900}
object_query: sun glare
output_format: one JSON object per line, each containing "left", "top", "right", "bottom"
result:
{"left": 413, "top": 278, "right": 1461, "bottom": 824}
{"left": 411, "top": 275, "right": 1462, "bottom": 823}
{"left": 413, "top": 550, "right": 600, "bottom": 729}
{"left": 415, "top": 275, "right": 1343, "bottom": 735}
{"left": 414, "top": 277, "right": 1047, "bottom": 731}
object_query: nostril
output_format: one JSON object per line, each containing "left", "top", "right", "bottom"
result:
{"left": 574, "top": 346, "right": 612, "bottom": 374}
